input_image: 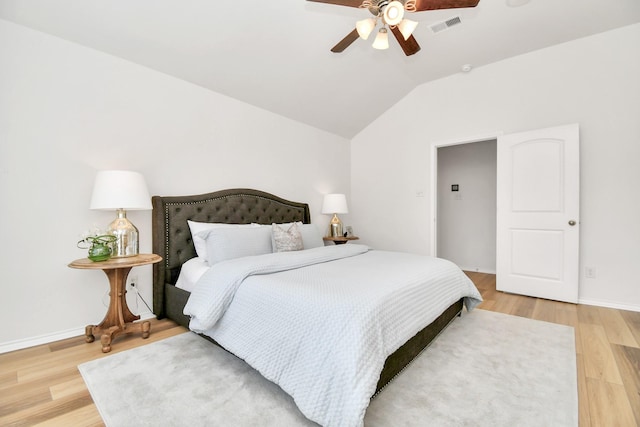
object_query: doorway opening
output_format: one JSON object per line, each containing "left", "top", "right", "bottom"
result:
{"left": 434, "top": 138, "right": 497, "bottom": 274}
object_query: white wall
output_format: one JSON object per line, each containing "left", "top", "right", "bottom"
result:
{"left": 0, "top": 19, "right": 350, "bottom": 351}
{"left": 437, "top": 140, "right": 496, "bottom": 273}
{"left": 351, "top": 24, "right": 640, "bottom": 311}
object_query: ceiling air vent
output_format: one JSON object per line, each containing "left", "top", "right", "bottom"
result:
{"left": 430, "top": 16, "right": 462, "bottom": 34}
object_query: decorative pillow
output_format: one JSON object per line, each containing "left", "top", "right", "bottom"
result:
{"left": 262, "top": 222, "right": 324, "bottom": 250}
{"left": 272, "top": 223, "right": 304, "bottom": 252}
{"left": 199, "top": 226, "right": 273, "bottom": 265}
{"left": 187, "top": 221, "right": 259, "bottom": 262}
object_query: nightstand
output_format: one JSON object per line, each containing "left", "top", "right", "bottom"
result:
{"left": 323, "top": 236, "right": 359, "bottom": 245}
{"left": 68, "top": 253, "right": 162, "bottom": 353}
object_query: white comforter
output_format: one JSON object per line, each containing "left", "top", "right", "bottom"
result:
{"left": 184, "top": 244, "right": 482, "bottom": 427}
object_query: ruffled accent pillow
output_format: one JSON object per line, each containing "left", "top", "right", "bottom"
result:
{"left": 272, "top": 222, "right": 304, "bottom": 252}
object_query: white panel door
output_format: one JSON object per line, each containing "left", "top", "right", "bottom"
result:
{"left": 496, "top": 124, "right": 579, "bottom": 303}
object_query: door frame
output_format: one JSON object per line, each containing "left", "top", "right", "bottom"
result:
{"left": 430, "top": 131, "right": 503, "bottom": 257}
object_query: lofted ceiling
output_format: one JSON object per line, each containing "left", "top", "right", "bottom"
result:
{"left": 1, "top": 0, "right": 639, "bottom": 139}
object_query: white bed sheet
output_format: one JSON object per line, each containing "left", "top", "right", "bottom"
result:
{"left": 175, "top": 257, "right": 209, "bottom": 292}
{"left": 184, "top": 245, "right": 482, "bottom": 427}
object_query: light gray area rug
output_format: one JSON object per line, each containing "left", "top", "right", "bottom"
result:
{"left": 79, "top": 309, "right": 577, "bottom": 427}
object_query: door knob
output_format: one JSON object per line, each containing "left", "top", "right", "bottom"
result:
{"left": 568, "top": 220, "right": 576, "bottom": 226}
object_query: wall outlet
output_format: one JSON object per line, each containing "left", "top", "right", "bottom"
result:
{"left": 128, "top": 275, "right": 138, "bottom": 289}
{"left": 585, "top": 267, "right": 597, "bottom": 279}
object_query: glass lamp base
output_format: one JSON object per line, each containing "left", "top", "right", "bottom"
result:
{"left": 107, "top": 209, "right": 139, "bottom": 257}
{"left": 329, "top": 214, "right": 343, "bottom": 238}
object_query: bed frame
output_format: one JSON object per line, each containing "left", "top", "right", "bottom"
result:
{"left": 151, "top": 188, "right": 462, "bottom": 394}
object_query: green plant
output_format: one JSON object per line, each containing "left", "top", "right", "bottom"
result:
{"left": 77, "top": 234, "right": 117, "bottom": 262}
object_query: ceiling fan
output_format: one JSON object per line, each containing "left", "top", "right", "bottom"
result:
{"left": 308, "top": 0, "right": 480, "bottom": 56}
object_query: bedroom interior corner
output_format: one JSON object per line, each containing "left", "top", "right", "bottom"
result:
{"left": 1, "top": 272, "right": 638, "bottom": 426}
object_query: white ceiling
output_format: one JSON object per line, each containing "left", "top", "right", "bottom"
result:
{"left": 1, "top": 0, "right": 639, "bottom": 138}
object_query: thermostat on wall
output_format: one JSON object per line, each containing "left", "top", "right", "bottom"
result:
{"left": 451, "top": 184, "right": 459, "bottom": 191}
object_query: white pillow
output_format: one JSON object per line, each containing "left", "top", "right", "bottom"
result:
{"left": 272, "top": 223, "right": 304, "bottom": 252}
{"left": 187, "top": 221, "right": 259, "bottom": 262}
{"left": 298, "top": 223, "right": 324, "bottom": 249}
{"left": 175, "top": 257, "right": 209, "bottom": 292}
{"left": 199, "top": 226, "right": 273, "bottom": 265}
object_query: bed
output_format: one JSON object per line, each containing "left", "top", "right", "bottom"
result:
{"left": 152, "top": 188, "right": 482, "bottom": 427}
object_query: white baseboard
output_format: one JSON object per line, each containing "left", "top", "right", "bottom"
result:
{"left": 0, "top": 326, "right": 86, "bottom": 354}
{"left": 460, "top": 267, "right": 497, "bottom": 275}
{"left": 578, "top": 298, "right": 640, "bottom": 313}
{"left": 0, "top": 311, "right": 155, "bottom": 354}
{"left": 453, "top": 270, "right": 639, "bottom": 312}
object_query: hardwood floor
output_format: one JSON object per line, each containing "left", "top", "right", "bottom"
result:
{"left": 1, "top": 273, "right": 638, "bottom": 426}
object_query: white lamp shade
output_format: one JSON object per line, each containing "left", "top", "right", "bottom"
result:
{"left": 372, "top": 28, "right": 389, "bottom": 50}
{"left": 90, "top": 170, "right": 152, "bottom": 210}
{"left": 356, "top": 18, "right": 376, "bottom": 40}
{"left": 383, "top": 1, "right": 405, "bottom": 26}
{"left": 398, "top": 19, "right": 418, "bottom": 40}
{"left": 321, "top": 194, "right": 349, "bottom": 214}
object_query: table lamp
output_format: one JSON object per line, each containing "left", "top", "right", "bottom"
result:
{"left": 321, "top": 194, "right": 348, "bottom": 238}
{"left": 89, "top": 170, "right": 152, "bottom": 257}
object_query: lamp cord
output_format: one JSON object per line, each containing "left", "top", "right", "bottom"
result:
{"left": 131, "top": 285, "right": 153, "bottom": 313}
{"left": 101, "top": 286, "right": 153, "bottom": 314}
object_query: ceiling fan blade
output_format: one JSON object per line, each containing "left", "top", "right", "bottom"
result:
{"left": 306, "top": 0, "right": 363, "bottom": 8}
{"left": 413, "top": 0, "right": 480, "bottom": 12}
{"left": 389, "top": 26, "right": 421, "bottom": 56}
{"left": 331, "top": 28, "right": 360, "bottom": 53}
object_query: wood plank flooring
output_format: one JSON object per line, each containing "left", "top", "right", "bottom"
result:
{"left": 1, "top": 273, "right": 638, "bottom": 426}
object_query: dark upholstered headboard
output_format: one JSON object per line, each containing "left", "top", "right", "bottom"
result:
{"left": 151, "top": 188, "right": 311, "bottom": 318}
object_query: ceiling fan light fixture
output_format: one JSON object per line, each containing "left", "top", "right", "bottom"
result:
{"left": 372, "top": 27, "right": 389, "bottom": 50}
{"left": 383, "top": 1, "right": 405, "bottom": 26}
{"left": 356, "top": 18, "right": 377, "bottom": 40}
{"left": 397, "top": 19, "right": 418, "bottom": 40}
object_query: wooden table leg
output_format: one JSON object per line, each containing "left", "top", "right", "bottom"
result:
{"left": 85, "top": 266, "right": 151, "bottom": 352}
{"left": 85, "top": 325, "right": 95, "bottom": 343}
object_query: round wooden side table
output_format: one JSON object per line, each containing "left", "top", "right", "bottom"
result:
{"left": 323, "top": 236, "right": 360, "bottom": 245}
{"left": 68, "top": 253, "right": 162, "bottom": 353}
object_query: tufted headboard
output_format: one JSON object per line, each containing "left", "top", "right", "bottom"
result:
{"left": 151, "top": 188, "right": 311, "bottom": 319}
